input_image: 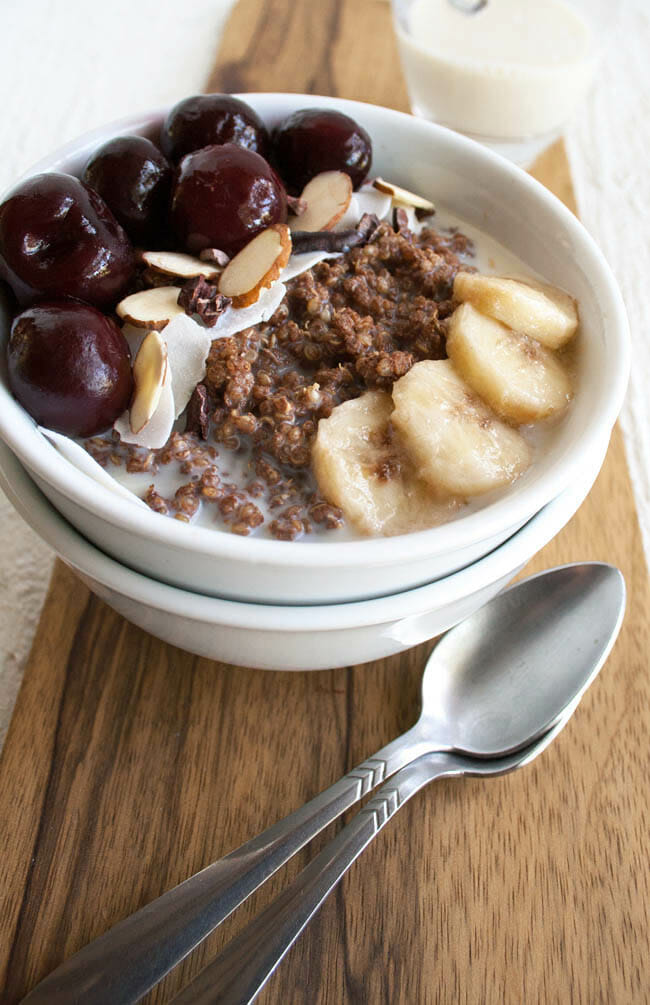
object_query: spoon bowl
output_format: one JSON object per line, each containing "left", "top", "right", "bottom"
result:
{"left": 417, "top": 562, "right": 625, "bottom": 757}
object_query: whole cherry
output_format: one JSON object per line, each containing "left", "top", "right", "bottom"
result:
{"left": 0, "top": 173, "right": 135, "bottom": 310}
{"left": 8, "top": 301, "right": 134, "bottom": 437}
{"left": 273, "top": 108, "right": 372, "bottom": 191}
{"left": 171, "top": 143, "right": 287, "bottom": 257}
{"left": 161, "top": 94, "right": 269, "bottom": 161}
{"left": 83, "top": 136, "right": 173, "bottom": 246}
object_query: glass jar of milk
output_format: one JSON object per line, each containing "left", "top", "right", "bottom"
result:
{"left": 391, "top": 0, "right": 601, "bottom": 165}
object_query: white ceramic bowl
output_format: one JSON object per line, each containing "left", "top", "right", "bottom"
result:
{"left": 0, "top": 94, "right": 629, "bottom": 604}
{"left": 0, "top": 436, "right": 607, "bottom": 671}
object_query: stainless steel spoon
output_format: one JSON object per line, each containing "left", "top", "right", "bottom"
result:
{"left": 23, "top": 563, "right": 625, "bottom": 1005}
{"left": 171, "top": 707, "right": 577, "bottom": 1005}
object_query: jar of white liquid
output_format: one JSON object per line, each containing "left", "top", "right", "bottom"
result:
{"left": 391, "top": 0, "right": 601, "bottom": 165}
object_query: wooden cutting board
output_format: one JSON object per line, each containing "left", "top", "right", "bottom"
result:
{"left": 1, "top": 2, "right": 649, "bottom": 1002}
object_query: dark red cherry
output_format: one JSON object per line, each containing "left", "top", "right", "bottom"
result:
{"left": 160, "top": 94, "right": 269, "bottom": 162}
{"left": 7, "top": 301, "right": 133, "bottom": 437}
{"left": 273, "top": 108, "right": 372, "bottom": 191}
{"left": 83, "top": 136, "right": 172, "bottom": 246}
{"left": 170, "top": 143, "right": 287, "bottom": 257}
{"left": 0, "top": 173, "right": 135, "bottom": 310}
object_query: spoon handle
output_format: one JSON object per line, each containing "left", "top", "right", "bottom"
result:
{"left": 171, "top": 713, "right": 575, "bottom": 1005}
{"left": 23, "top": 726, "right": 430, "bottom": 1005}
{"left": 170, "top": 752, "right": 457, "bottom": 1005}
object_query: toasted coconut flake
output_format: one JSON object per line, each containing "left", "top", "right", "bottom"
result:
{"left": 160, "top": 314, "right": 213, "bottom": 418}
{"left": 116, "top": 286, "right": 185, "bottom": 329}
{"left": 350, "top": 185, "right": 393, "bottom": 222}
{"left": 290, "top": 171, "right": 353, "bottom": 233}
{"left": 281, "top": 250, "right": 342, "bottom": 282}
{"left": 219, "top": 224, "right": 292, "bottom": 308}
{"left": 332, "top": 185, "right": 392, "bottom": 232}
{"left": 141, "top": 250, "right": 221, "bottom": 280}
{"left": 38, "top": 427, "right": 148, "bottom": 507}
{"left": 211, "top": 281, "right": 287, "bottom": 340}
{"left": 372, "top": 177, "right": 435, "bottom": 211}
{"left": 333, "top": 193, "right": 361, "bottom": 231}
{"left": 130, "top": 330, "right": 168, "bottom": 434}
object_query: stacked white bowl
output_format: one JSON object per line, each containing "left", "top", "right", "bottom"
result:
{"left": 0, "top": 438, "right": 608, "bottom": 670}
{"left": 0, "top": 97, "right": 629, "bottom": 669}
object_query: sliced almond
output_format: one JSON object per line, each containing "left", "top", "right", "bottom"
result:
{"left": 141, "top": 250, "right": 222, "bottom": 280}
{"left": 372, "top": 177, "right": 435, "bottom": 212}
{"left": 218, "top": 224, "right": 292, "bottom": 308}
{"left": 290, "top": 171, "right": 353, "bottom": 233}
{"left": 130, "top": 330, "right": 168, "bottom": 434}
{"left": 115, "top": 369, "right": 174, "bottom": 450}
{"left": 116, "top": 286, "right": 185, "bottom": 329}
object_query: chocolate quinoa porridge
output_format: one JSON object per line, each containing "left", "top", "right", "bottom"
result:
{"left": 3, "top": 95, "right": 578, "bottom": 543}
{"left": 86, "top": 221, "right": 474, "bottom": 540}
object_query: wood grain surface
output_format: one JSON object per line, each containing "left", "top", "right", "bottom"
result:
{"left": 1, "top": 1, "right": 649, "bottom": 1002}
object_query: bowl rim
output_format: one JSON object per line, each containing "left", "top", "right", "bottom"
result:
{"left": 0, "top": 436, "right": 606, "bottom": 632}
{"left": 0, "top": 93, "right": 630, "bottom": 570}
